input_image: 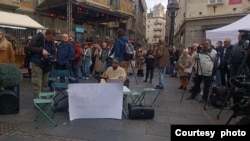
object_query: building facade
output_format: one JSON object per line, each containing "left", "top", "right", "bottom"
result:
{"left": 0, "top": 0, "right": 147, "bottom": 44}
{"left": 173, "top": 0, "right": 250, "bottom": 48}
{"left": 146, "top": 3, "right": 166, "bottom": 45}
{"left": 133, "top": 0, "right": 147, "bottom": 47}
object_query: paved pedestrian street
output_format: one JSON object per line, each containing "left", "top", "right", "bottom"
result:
{"left": 0, "top": 73, "right": 236, "bottom": 141}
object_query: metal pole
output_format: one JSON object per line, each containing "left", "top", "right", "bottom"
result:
{"left": 169, "top": 11, "right": 175, "bottom": 48}
{"left": 67, "top": 0, "right": 72, "bottom": 35}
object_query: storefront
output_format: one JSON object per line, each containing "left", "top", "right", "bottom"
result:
{"left": 0, "top": 11, "right": 46, "bottom": 73}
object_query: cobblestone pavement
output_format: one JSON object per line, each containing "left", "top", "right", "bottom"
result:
{"left": 0, "top": 73, "right": 237, "bottom": 141}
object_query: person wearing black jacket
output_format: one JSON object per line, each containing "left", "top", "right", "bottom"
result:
{"left": 169, "top": 45, "right": 179, "bottom": 77}
{"left": 215, "top": 40, "right": 223, "bottom": 86}
{"left": 28, "top": 29, "right": 56, "bottom": 98}
{"left": 106, "top": 39, "right": 115, "bottom": 68}
{"left": 220, "top": 38, "right": 233, "bottom": 86}
{"left": 143, "top": 45, "right": 156, "bottom": 83}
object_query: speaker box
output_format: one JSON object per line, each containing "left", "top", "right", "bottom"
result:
{"left": 128, "top": 104, "right": 154, "bottom": 119}
{"left": 0, "top": 85, "right": 19, "bottom": 115}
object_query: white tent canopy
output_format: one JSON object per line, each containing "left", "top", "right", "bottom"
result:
{"left": 0, "top": 11, "right": 46, "bottom": 29}
{"left": 206, "top": 14, "right": 250, "bottom": 46}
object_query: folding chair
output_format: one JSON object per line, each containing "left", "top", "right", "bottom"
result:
{"left": 130, "top": 90, "right": 145, "bottom": 105}
{"left": 131, "top": 88, "right": 161, "bottom": 107}
{"left": 34, "top": 92, "right": 57, "bottom": 129}
{"left": 49, "top": 70, "right": 76, "bottom": 98}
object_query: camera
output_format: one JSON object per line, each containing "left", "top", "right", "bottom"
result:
{"left": 41, "top": 54, "right": 56, "bottom": 63}
{"left": 197, "top": 46, "right": 202, "bottom": 53}
{"left": 239, "top": 30, "right": 250, "bottom": 40}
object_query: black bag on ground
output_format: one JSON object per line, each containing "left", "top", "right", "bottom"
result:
{"left": 53, "top": 94, "right": 68, "bottom": 112}
{"left": 128, "top": 103, "right": 154, "bottom": 119}
{"left": 210, "top": 86, "right": 228, "bottom": 108}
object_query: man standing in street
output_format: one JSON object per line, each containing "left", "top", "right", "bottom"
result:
{"left": 154, "top": 38, "right": 170, "bottom": 89}
{"left": 113, "top": 28, "right": 130, "bottom": 72}
{"left": 187, "top": 39, "right": 219, "bottom": 102}
{"left": 69, "top": 35, "right": 82, "bottom": 79}
{"left": 56, "top": 34, "right": 75, "bottom": 74}
{"left": 220, "top": 38, "right": 233, "bottom": 86}
{"left": 169, "top": 45, "right": 179, "bottom": 77}
{"left": 28, "top": 29, "right": 56, "bottom": 98}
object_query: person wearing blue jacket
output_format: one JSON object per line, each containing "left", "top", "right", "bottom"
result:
{"left": 56, "top": 33, "right": 75, "bottom": 76}
{"left": 114, "top": 28, "right": 129, "bottom": 72}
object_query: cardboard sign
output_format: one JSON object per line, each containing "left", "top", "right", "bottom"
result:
{"left": 68, "top": 83, "right": 123, "bottom": 120}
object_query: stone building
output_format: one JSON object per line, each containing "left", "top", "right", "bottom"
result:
{"left": 0, "top": 0, "right": 147, "bottom": 44}
{"left": 173, "top": 0, "right": 250, "bottom": 48}
{"left": 146, "top": 3, "right": 166, "bottom": 45}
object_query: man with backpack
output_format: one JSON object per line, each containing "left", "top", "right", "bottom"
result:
{"left": 27, "top": 29, "right": 56, "bottom": 98}
{"left": 114, "top": 28, "right": 132, "bottom": 73}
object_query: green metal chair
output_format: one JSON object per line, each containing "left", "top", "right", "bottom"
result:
{"left": 34, "top": 91, "right": 57, "bottom": 129}
{"left": 49, "top": 70, "right": 76, "bottom": 98}
{"left": 131, "top": 88, "right": 161, "bottom": 107}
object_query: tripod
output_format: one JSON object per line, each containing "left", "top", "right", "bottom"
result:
{"left": 180, "top": 52, "right": 202, "bottom": 103}
{"left": 204, "top": 53, "right": 220, "bottom": 110}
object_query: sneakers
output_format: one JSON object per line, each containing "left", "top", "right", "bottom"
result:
{"left": 85, "top": 77, "right": 89, "bottom": 80}
{"left": 155, "top": 85, "right": 164, "bottom": 89}
{"left": 143, "top": 80, "right": 147, "bottom": 82}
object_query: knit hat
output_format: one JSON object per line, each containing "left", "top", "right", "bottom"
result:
{"left": 113, "top": 58, "right": 120, "bottom": 64}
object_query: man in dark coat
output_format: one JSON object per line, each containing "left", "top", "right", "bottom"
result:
{"left": 28, "top": 29, "right": 56, "bottom": 98}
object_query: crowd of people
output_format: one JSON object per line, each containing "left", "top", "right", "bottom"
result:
{"left": 1, "top": 27, "right": 249, "bottom": 106}
{"left": 170, "top": 32, "right": 249, "bottom": 104}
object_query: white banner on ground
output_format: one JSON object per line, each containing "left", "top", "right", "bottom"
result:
{"left": 68, "top": 83, "right": 123, "bottom": 120}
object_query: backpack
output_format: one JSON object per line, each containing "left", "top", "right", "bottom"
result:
{"left": 24, "top": 32, "right": 44, "bottom": 68}
{"left": 124, "top": 41, "right": 134, "bottom": 61}
{"left": 210, "top": 86, "right": 228, "bottom": 108}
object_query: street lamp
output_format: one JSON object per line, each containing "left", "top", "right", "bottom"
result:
{"left": 167, "top": 0, "right": 179, "bottom": 48}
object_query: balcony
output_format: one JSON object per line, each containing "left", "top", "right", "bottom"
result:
{"left": 154, "top": 21, "right": 162, "bottom": 25}
{"left": 154, "top": 28, "right": 162, "bottom": 31}
{"left": 0, "top": 0, "right": 20, "bottom": 10}
{"left": 153, "top": 34, "right": 162, "bottom": 38}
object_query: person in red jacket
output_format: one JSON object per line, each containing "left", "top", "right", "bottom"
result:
{"left": 69, "top": 35, "right": 82, "bottom": 79}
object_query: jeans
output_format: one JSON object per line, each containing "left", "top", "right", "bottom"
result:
{"left": 170, "top": 63, "right": 176, "bottom": 76}
{"left": 157, "top": 67, "right": 165, "bottom": 87}
{"left": 72, "top": 63, "right": 79, "bottom": 78}
{"left": 215, "top": 69, "right": 221, "bottom": 86}
{"left": 82, "top": 60, "right": 91, "bottom": 77}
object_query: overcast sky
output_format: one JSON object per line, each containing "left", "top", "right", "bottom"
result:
{"left": 145, "top": 0, "right": 168, "bottom": 13}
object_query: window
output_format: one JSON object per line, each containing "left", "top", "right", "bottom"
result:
{"left": 115, "top": 0, "right": 120, "bottom": 9}
{"left": 108, "top": 0, "right": 113, "bottom": 5}
{"left": 208, "top": 0, "right": 223, "bottom": 4}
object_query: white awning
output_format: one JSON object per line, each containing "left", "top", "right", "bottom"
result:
{"left": 0, "top": 11, "right": 46, "bottom": 29}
